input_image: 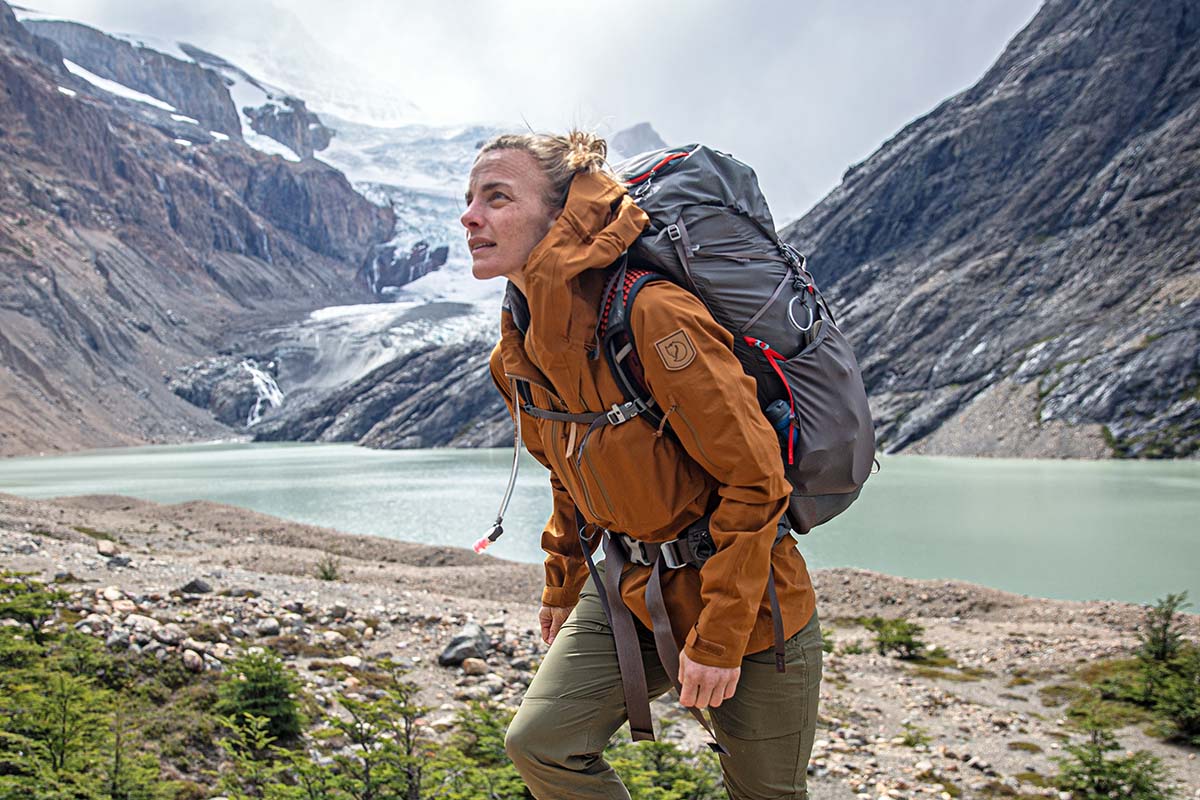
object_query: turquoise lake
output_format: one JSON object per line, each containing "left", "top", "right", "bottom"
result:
{"left": 1, "top": 442, "right": 1196, "bottom": 606}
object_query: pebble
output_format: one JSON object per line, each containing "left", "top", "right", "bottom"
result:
{"left": 461, "top": 657, "right": 490, "bottom": 676}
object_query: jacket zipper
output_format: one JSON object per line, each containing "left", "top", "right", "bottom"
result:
{"left": 580, "top": 445, "right": 617, "bottom": 520}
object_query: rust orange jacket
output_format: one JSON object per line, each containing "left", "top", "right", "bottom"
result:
{"left": 488, "top": 170, "right": 817, "bottom": 669}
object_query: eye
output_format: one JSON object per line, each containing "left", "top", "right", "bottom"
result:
{"left": 489, "top": 191, "right": 510, "bottom": 203}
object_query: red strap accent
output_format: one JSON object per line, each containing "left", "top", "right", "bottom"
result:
{"left": 744, "top": 337, "right": 796, "bottom": 465}
{"left": 600, "top": 268, "right": 653, "bottom": 333}
{"left": 625, "top": 152, "right": 689, "bottom": 185}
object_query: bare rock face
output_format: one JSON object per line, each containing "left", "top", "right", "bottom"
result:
{"left": 0, "top": 2, "right": 393, "bottom": 457}
{"left": 243, "top": 96, "right": 333, "bottom": 160}
{"left": 781, "top": 0, "right": 1200, "bottom": 458}
{"left": 364, "top": 240, "right": 449, "bottom": 296}
{"left": 609, "top": 122, "right": 668, "bottom": 161}
{"left": 24, "top": 19, "right": 242, "bottom": 139}
{"left": 251, "top": 340, "right": 511, "bottom": 448}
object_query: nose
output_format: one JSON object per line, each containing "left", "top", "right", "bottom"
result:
{"left": 460, "top": 198, "right": 482, "bottom": 231}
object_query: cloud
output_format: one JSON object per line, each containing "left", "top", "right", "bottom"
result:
{"left": 20, "top": 0, "right": 1042, "bottom": 221}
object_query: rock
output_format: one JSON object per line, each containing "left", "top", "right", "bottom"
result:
{"left": 461, "top": 658, "right": 489, "bottom": 676}
{"left": 454, "top": 685, "right": 493, "bottom": 702}
{"left": 125, "top": 613, "right": 160, "bottom": 632}
{"left": 322, "top": 630, "right": 348, "bottom": 647}
{"left": 153, "top": 623, "right": 187, "bottom": 645}
{"left": 101, "top": 586, "right": 124, "bottom": 602}
{"left": 336, "top": 656, "right": 362, "bottom": 669}
{"left": 179, "top": 578, "right": 212, "bottom": 595}
{"left": 95, "top": 539, "right": 117, "bottom": 557}
{"left": 107, "top": 555, "right": 132, "bottom": 567}
{"left": 438, "top": 623, "right": 491, "bottom": 667}
{"left": 182, "top": 649, "right": 205, "bottom": 672}
{"left": 111, "top": 598, "right": 137, "bottom": 613}
{"left": 256, "top": 617, "right": 281, "bottom": 637}
{"left": 105, "top": 632, "right": 129, "bottom": 650}
{"left": 331, "top": 602, "right": 349, "bottom": 619}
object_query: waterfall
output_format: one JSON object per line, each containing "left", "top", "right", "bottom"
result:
{"left": 241, "top": 359, "right": 284, "bottom": 426}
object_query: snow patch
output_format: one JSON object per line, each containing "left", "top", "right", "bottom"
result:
{"left": 108, "top": 31, "right": 193, "bottom": 63}
{"left": 209, "top": 130, "right": 230, "bottom": 142}
{"left": 173, "top": 138, "right": 193, "bottom": 147}
{"left": 63, "top": 59, "right": 177, "bottom": 111}
{"left": 170, "top": 113, "right": 200, "bottom": 125}
{"left": 244, "top": 130, "right": 300, "bottom": 162}
{"left": 56, "top": 86, "right": 76, "bottom": 97}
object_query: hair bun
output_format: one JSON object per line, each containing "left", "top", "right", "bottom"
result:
{"left": 565, "top": 130, "right": 608, "bottom": 173}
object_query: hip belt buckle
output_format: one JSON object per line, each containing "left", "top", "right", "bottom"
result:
{"left": 660, "top": 538, "right": 690, "bottom": 569}
{"left": 617, "top": 533, "right": 654, "bottom": 567}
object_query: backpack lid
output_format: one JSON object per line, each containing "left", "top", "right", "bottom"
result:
{"left": 615, "top": 144, "right": 782, "bottom": 246}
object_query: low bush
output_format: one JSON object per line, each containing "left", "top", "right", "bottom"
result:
{"left": 860, "top": 616, "right": 926, "bottom": 659}
{"left": 1053, "top": 725, "right": 1176, "bottom": 800}
{"left": 215, "top": 649, "right": 305, "bottom": 745}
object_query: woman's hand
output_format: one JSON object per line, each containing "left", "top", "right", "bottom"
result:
{"left": 539, "top": 604, "right": 574, "bottom": 646}
{"left": 678, "top": 651, "right": 740, "bottom": 708}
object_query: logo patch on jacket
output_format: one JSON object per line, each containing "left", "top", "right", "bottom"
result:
{"left": 654, "top": 329, "right": 697, "bottom": 371}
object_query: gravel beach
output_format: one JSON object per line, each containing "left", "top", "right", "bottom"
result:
{"left": 1, "top": 491, "right": 1196, "bottom": 798}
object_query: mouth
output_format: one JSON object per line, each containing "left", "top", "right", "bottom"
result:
{"left": 469, "top": 239, "right": 496, "bottom": 253}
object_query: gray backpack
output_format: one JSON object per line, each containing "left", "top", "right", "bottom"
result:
{"left": 600, "top": 144, "right": 877, "bottom": 534}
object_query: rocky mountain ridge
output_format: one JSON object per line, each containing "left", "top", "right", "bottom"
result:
{"left": 0, "top": 1, "right": 393, "bottom": 456}
{"left": 781, "top": 0, "right": 1199, "bottom": 458}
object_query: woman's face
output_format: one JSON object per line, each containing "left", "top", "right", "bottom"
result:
{"left": 461, "top": 149, "right": 560, "bottom": 285}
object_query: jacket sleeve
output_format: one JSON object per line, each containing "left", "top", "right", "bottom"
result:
{"left": 488, "top": 344, "right": 593, "bottom": 608}
{"left": 629, "top": 284, "right": 792, "bottom": 668}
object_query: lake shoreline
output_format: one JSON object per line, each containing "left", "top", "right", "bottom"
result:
{"left": 1, "top": 491, "right": 1197, "bottom": 797}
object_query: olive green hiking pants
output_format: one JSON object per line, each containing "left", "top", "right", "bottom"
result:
{"left": 505, "top": 561, "right": 823, "bottom": 799}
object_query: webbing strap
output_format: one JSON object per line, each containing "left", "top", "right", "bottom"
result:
{"left": 576, "top": 514, "right": 655, "bottom": 742}
{"left": 767, "top": 565, "right": 787, "bottom": 673}
{"left": 521, "top": 405, "right": 605, "bottom": 424}
{"left": 645, "top": 544, "right": 730, "bottom": 755}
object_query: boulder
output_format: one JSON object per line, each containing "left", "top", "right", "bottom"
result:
{"left": 438, "top": 623, "right": 490, "bottom": 667}
{"left": 179, "top": 578, "right": 212, "bottom": 594}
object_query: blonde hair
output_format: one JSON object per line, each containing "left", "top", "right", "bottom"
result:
{"left": 475, "top": 129, "right": 610, "bottom": 209}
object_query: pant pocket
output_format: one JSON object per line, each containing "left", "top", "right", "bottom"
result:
{"left": 712, "top": 614, "right": 822, "bottom": 740}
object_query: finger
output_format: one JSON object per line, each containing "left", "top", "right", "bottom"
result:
{"left": 722, "top": 674, "right": 738, "bottom": 700}
{"left": 693, "top": 678, "right": 716, "bottom": 710}
{"left": 679, "top": 674, "right": 698, "bottom": 708}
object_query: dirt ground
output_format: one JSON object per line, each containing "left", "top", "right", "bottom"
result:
{"left": 1, "top": 492, "right": 1196, "bottom": 798}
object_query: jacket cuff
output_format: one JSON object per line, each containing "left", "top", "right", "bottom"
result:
{"left": 541, "top": 585, "right": 581, "bottom": 608}
{"left": 684, "top": 625, "right": 741, "bottom": 669}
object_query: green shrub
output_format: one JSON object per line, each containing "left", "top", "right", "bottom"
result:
{"left": 821, "top": 629, "right": 835, "bottom": 654}
{"left": 861, "top": 616, "right": 926, "bottom": 659}
{"left": 605, "top": 723, "right": 724, "bottom": 800}
{"left": 216, "top": 650, "right": 305, "bottom": 745}
{"left": 1138, "top": 592, "right": 1189, "bottom": 664}
{"left": 315, "top": 552, "right": 341, "bottom": 581}
{"left": 900, "top": 722, "right": 930, "bottom": 747}
{"left": 1155, "top": 645, "right": 1200, "bottom": 746}
{"left": 0, "top": 570, "right": 70, "bottom": 644}
{"left": 1053, "top": 726, "right": 1176, "bottom": 800}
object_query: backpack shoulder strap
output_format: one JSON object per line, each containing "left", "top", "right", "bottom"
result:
{"left": 598, "top": 259, "right": 669, "bottom": 432}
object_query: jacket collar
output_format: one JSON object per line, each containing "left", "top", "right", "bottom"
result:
{"left": 502, "top": 170, "right": 648, "bottom": 362}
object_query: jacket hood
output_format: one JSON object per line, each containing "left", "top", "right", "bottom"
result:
{"left": 504, "top": 169, "right": 648, "bottom": 359}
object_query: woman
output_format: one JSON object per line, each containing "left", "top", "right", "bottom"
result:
{"left": 461, "top": 130, "right": 822, "bottom": 800}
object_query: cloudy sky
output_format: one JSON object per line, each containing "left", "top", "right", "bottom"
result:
{"left": 20, "top": 0, "right": 1043, "bottom": 222}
